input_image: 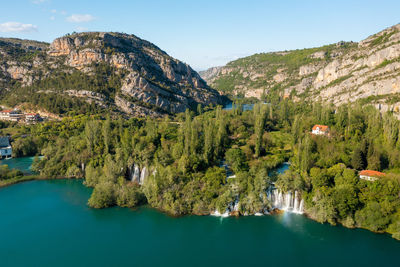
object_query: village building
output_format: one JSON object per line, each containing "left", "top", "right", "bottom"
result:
{"left": 359, "top": 170, "right": 386, "bottom": 182}
{"left": 0, "top": 109, "right": 42, "bottom": 124}
{"left": 0, "top": 136, "right": 12, "bottom": 159}
{"left": 25, "top": 113, "right": 41, "bottom": 123}
{"left": 0, "top": 109, "right": 23, "bottom": 122}
{"left": 311, "top": 125, "right": 330, "bottom": 136}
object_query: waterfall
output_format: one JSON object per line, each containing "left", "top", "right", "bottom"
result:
{"left": 233, "top": 198, "right": 239, "bottom": 212}
{"left": 130, "top": 164, "right": 140, "bottom": 183}
{"left": 211, "top": 196, "right": 240, "bottom": 217}
{"left": 211, "top": 209, "right": 230, "bottom": 217}
{"left": 297, "top": 199, "right": 304, "bottom": 214}
{"left": 139, "top": 167, "right": 148, "bottom": 185}
{"left": 267, "top": 188, "right": 304, "bottom": 214}
{"left": 293, "top": 191, "right": 299, "bottom": 211}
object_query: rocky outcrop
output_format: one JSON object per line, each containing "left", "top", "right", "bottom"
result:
{"left": 0, "top": 32, "right": 224, "bottom": 117}
{"left": 199, "top": 66, "right": 222, "bottom": 81}
{"left": 114, "top": 95, "right": 161, "bottom": 118}
{"left": 201, "top": 24, "right": 400, "bottom": 114}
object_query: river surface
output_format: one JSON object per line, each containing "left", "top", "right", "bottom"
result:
{"left": 1, "top": 179, "right": 400, "bottom": 267}
{"left": 0, "top": 156, "right": 35, "bottom": 174}
{"left": 223, "top": 102, "right": 254, "bottom": 111}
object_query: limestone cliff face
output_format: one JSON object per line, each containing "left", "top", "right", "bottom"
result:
{"left": 0, "top": 32, "right": 223, "bottom": 117}
{"left": 201, "top": 24, "right": 400, "bottom": 113}
{"left": 0, "top": 38, "right": 47, "bottom": 89}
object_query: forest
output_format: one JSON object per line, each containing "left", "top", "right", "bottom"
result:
{"left": 1, "top": 96, "right": 400, "bottom": 240}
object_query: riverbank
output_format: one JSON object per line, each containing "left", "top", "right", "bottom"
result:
{"left": 0, "top": 158, "right": 398, "bottom": 241}
{"left": 1, "top": 174, "right": 398, "bottom": 241}
{"left": 2, "top": 179, "right": 400, "bottom": 267}
{"left": 302, "top": 207, "right": 400, "bottom": 240}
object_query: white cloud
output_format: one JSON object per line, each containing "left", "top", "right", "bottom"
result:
{"left": 31, "top": 0, "right": 48, "bottom": 4}
{"left": 0, "top": 22, "right": 38, "bottom": 33}
{"left": 50, "top": 9, "right": 57, "bottom": 13}
{"left": 61, "top": 11, "right": 67, "bottom": 15}
{"left": 66, "top": 14, "right": 95, "bottom": 23}
{"left": 50, "top": 16, "right": 55, "bottom": 21}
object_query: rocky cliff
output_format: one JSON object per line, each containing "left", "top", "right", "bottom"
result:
{"left": 200, "top": 24, "right": 400, "bottom": 113}
{"left": 0, "top": 32, "right": 223, "bottom": 117}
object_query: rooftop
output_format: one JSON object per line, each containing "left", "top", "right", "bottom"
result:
{"left": 312, "top": 125, "right": 329, "bottom": 131}
{"left": 359, "top": 170, "right": 386, "bottom": 177}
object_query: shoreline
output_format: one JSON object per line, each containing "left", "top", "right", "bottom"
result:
{"left": 1, "top": 176, "right": 398, "bottom": 241}
{"left": 0, "top": 175, "right": 74, "bottom": 189}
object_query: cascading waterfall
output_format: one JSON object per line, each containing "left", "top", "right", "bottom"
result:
{"left": 139, "top": 167, "right": 148, "bottom": 185}
{"left": 233, "top": 198, "right": 239, "bottom": 212}
{"left": 133, "top": 165, "right": 140, "bottom": 182}
{"left": 129, "top": 164, "right": 150, "bottom": 185}
{"left": 211, "top": 197, "right": 240, "bottom": 217}
{"left": 267, "top": 187, "right": 304, "bottom": 214}
{"left": 293, "top": 191, "right": 299, "bottom": 212}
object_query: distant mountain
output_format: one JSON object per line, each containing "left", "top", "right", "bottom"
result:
{"left": 0, "top": 32, "right": 224, "bottom": 117}
{"left": 200, "top": 24, "right": 400, "bottom": 113}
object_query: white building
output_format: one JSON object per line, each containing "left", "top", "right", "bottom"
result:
{"left": 359, "top": 170, "right": 386, "bottom": 181}
{"left": 0, "top": 109, "right": 22, "bottom": 122}
{"left": 312, "top": 125, "right": 330, "bottom": 136}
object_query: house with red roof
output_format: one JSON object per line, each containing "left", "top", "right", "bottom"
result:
{"left": 359, "top": 170, "right": 386, "bottom": 182}
{"left": 0, "top": 109, "right": 22, "bottom": 122}
{"left": 311, "top": 125, "right": 330, "bottom": 136}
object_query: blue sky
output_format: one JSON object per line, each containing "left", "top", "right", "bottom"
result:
{"left": 0, "top": 0, "right": 399, "bottom": 70}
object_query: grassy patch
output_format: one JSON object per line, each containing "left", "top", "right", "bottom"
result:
{"left": 369, "top": 29, "right": 398, "bottom": 47}
{"left": 0, "top": 175, "right": 40, "bottom": 188}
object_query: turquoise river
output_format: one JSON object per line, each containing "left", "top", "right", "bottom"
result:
{"left": 1, "top": 179, "right": 400, "bottom": 267}
{"left": 1, "top": 158, "right": 400, "bottom": 266}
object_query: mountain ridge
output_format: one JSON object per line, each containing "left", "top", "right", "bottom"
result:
{"left": 200, "top": 24, "right": 400, "bottom": 114}
{"left": 0, "top": 32, "right": 224, "bottom": 117}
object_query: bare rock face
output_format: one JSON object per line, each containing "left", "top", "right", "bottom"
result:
{"left": 47, "top": 32, "right": 223, "bottom": 115}
{"left": 201, "top": 24, "right": 400, "bottom": 114}
{"left": 199, "top": 66, "right": 222, "bottom": 81}
{"left": 114, "top": 96, "right": 162, "bottom": 118}
{"left": 0, "top": 32, "right": 224, "bottom": 117}
{"left": 48, "top": 37, "right": 75, "bottom": 56}
{"left": 299, "top": 63, "right": 323, "bottom": 76}
{"left": 310, "top": 51, "right": 326, "bottom": 59}
{"left": 0, "top": 38, "right": 47, "bottom": 89}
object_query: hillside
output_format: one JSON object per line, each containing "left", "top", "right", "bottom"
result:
{"left": 0, "top": 32, "right": 224, "bottom": 117}
{"left": 200, "top": 24, "right": 400, "bottom": 113}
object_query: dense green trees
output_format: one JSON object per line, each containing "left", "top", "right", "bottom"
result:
{"left": 11, "top": 136, "right": 40, "bottom": 157}
{"left": 277, "top": 101, "right": 400, "bottom": 239}
{"left": 88, "top": 182, "right": 116, "bottom": 208}
{"left": 26, "top": 100, "right": 293, "bottom": 215}
{"left": 0, "top": 165, "right": 23, "bottom": 180}
{"left": 225, "top": 148, "right": 248, "bottom": 173}
{"left": 5, "top": 93, "right": 400, "bottom": 239}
